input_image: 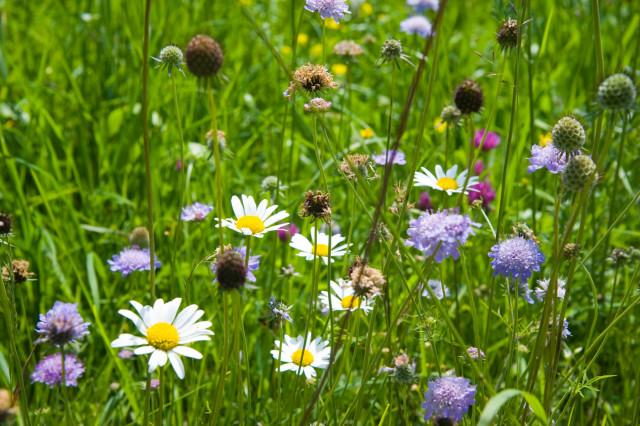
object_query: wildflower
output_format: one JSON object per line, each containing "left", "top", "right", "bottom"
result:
{"left": 474, "top": 161, "right": 484, "bottom": 175}
{"left": 496, "top": 18, "right": 519, "bottom": 50}
{"left": 360, "top": 128, "right": 374, "bottom": 138}
{"left": 551, "top": 316, "right": 571, "bottom": 339}
{"left": 339, "top": 154, "right": 379, "bottom": 181}
{"left": 271, "top": 333, "right": 331, "bottom": 379}
{"left": 284, "top": 63, "right": 338, "bottom": 99}
{"left": 467, "top": 347, "right": 485, "bottom": 360}
{"left": 371, "top": 149, "right": 407, "bottom": 166}
{"left": 278, "top": 223, "right": 300, "bottom": 242}
{"left": 111, "top": 298, "right": 214, "bottom": 379}
{"left": 511, "top": 280, "right": 534, "bottom": 304}
{"left": 35, "top": 302, "right": 90, "bottom": 346}
{"left": 118, "top": 349, "right": 134, "bottom": 359}
{"left": 214, "top": 250, "right": 247, "bottom": 290}
{"left": 0, "top": 211, "right": 10, "bottom": 235}
{"left": 417, "top": 192, "right": 433, "bottom": 211}
{"left": 562, "top": 242, "right": 581, "bottom": 260}
{"left": 298, "top": 190, "right": 332, "bottom": 222}
{"left": 319, "top": 279, "right": 374, "bottom": 313}
{"left": 597, "top": 73, "right": 636, "bottom": 110}
{"left": 152, "top": 45, "right": 185, "bottom": 77}
{"left": 267, "top": 297, "right": 293, "bottom": 324}
{"left": 332, "top": 64, "right": 347, "bottom": 76}
{"left": 333, "top": 40, "right": 363, "bottom": 56}
{"left": 2, "top": 259, "right": 34, "bottom": 283}
{"left": 400, "top": 16, "right": 432, "bottom": 38}
{"left": 379, "top": 39, "right": 413, "bottom": 66}
{"left": 422, "top": 375, "right": 476, "bottom": 422}
{"left": 281, "top": 264, "right": 302, "bottom": 278}
{"left": 211, "top": 246, "right": 260, "bottom": 283}
{"left": 290, "top": 227, "right": 350, "bottom": 265}
{"left": 552, "top": 116, "right": 585, "bottom": 156}
{"left": 185, "top": 35, "right": 223, "bottom": 78}
{"left": 150, "top": 379, "right": 160, "bottom": 390}
{"left": 440, "top": 105, "right": 462, "bottom": 126}
{"left": 379, "top": 353, "right": 416, "bottom": 384}
{"left": 422, "top": 279, "right": 449, "bottom": 300}
{"left": 108, "top": 246, "right": 162, "bottom": 277}
{"left": 406, "top": 209, "right": 480, "bottom": 263}
{"left": 526, "top": 142, "right": 568, "bottom": 174}
{"left": 298, "top": 33, "right": 309, "bottom": 45}
{"left": 407, "top": 0, "right": 439, "bottom": 13}
{"left": 474, "top": 129, "right": 500, "bottom": 151}
{"left": 562, "top": 155, "right": 597, "bottom": 192}
{"left": 217, "top": 194, "right": 289, "bottom": 238}
{"left": 468, "top": 178, "right": 496, "bottom": 211}
{"left": 304, "top": 0, "right": 351, "bottom": 23}
{"left": 415, "top": 165, "right": 479, "bottom": 196}
{"left": 31, "top": 353, "right": 85, "bottom": 388}
{"left": 350, "top": 265, "right": 386, "bottom": 299}
{"left": 181, "top": 202, "right": 214, "bottom": 222}
{"left": 535, "top": 277, "right": 567, "bottom": 302}
{"left": 488, "top": 236, "right": 545, "bottom": 283}
{"left": 129, "top": 227, "right": 150, "bottom": 249}
{"left": 454, "top": 79, "right": 483, "bottom": 114}
{"left": 304, "top": 98, "right": 332, "bottom": 113}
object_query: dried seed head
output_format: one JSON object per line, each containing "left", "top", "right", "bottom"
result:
{"left": 129, "top": 227, "right": 150, "bottom": 249}
{"left": 339, "top": 154, "right": 379, "bottom": 181}
{"left": 284, "top": 63, "right": 338, "bottom": 99}
{"left": 562, "top": 243, "right": 581, "bottom": 260}
{"left": 597, "top": 73, "right": 637, "bottom": 110}
{"left": 0, "top": 212, "right": 11, "bottom": 235}
{"left": 350, "top": 265, "right": 386, "bottom": 299}
{"left": 454, "top": 79, "right": 483, "bottom": 114}
{"left": 510, "top": 222, "right": 539, "bottom": 245}
{"left": 2, "top": 259, "right": 34, "bottom": 283}
{"left": 562, "top": 155, "right": 596, "bottom": 192}
{"left": 496, "top": 18, "right": 519, "bottom": 50}
{"left": 609, "top": 247, "right": 632, "bottom": 264}
{"left": 215, "top": 250, "right": 247, "bottom": 290}
{"left": 552, "top": 116, "right": 585, "bottom": 156}
{"left": 185, "top": 35, "right": 223, "bottom": 78}
{"left": 299, "top": 190, "right": 332, "bottom": 221}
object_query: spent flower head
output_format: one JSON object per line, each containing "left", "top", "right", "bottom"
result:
{"left": 285, "top": 63, "right": 338, "bottom": 99}
{"left": 0, "top": 211, "right": 11, "bottom": 235}
{"left": 2, "top": 259, "right": 34, "bottom": 283}
{"left": 185, "top": 35, "right": 223, "bottom": 79}
{"left": 129, "top": 227, "right": 150, "bottom": 249}
{"left": 379, "top": 39, "right": 413, "bottom": 67}
{"left": 496, "top": 18, "right": 519, "bottom": 50}
{"left": 299, "top": 190, "right": 332, "bottom": 222}
{"left": 350, "top": 264, "right": 386, "bottom": 299}
{"left": 597, "top": 73, "right": 637, "bottom": 110}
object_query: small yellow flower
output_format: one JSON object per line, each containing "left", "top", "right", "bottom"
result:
{"left": 361, "top": 2, "right": 374, "bottom": 16}
{"left": 360, "top": 128, "right": 374, "bottom": 139}
{"left": 281, "top": 46, "right": 292, "bottom": 56}
{"left": 326, "top": 20, "right": 340, "bottom": 30}
{"left": 332, "top": 64, "right": 348, "bottom": 76}
{"left": 297, "top": 33, "right": 309, "bottom": 46}
{"left": 434, "top": 117, "right": 447, "bottom": 133}
{"left": 539, "top": 133, "right": 552, "bottom": 147}
{"left": 311, "top": 43, "right": 323, "bottom": 58}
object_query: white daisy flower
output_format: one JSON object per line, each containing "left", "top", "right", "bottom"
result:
{"left": 111, "top": 298, "right": 213, "bottom": 379}
{"left": 289, "top": 227, "right": 350, "bottom": 265}
{"left": 270, "top": 333, "right": 331, "bottom": 379}
{"left": 217, "top": 194, "right": 289, "bottom": 238}
{"left": 319, "top": 278, "right": 374, "bottom": 313}
{"left": 414, "top": 165, "right": 479, "bottom": 195}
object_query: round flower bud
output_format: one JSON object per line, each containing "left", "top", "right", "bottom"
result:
{"left": 597, "top": 73, "right": 637, "bottom": 110}
{"left": 562, "top": 155, "right": 596, "bottom": 192}
{"left": 440, "top": 105, "right": 461, "bottom": 126}
{"left": 454, "top": 79, "right": 483, "bottom": 114}
{"left": 129, "top": 227, "right": 150, "bottom": 249}
{"left": 496, "top": 18, "right": 519, "bottom": 50}
{"left": 304, "top": 97, "right": 332, "bottom": 113}
{"left": 215, "top": 250, "right": 247, "bottom": 290}
{"left": 152, "top": 45, "right": 185, "bottom": 77}
{"left": 381, "top": 39, "right": 403, "bottom": 62}
{"left": 185, "top": 35, "right": 223, "bottom": 78}
{"left": 261, "top": 176, "right": 279, "bottom": 192}
{"left": 393, "top": 363, "right": 415, "bottom": 385}
{"left": 562, "top": 243, "right": 581, "bottom": 260}
{"left": 0, "top": 212, "right": 11, "bottom": 235}
{"left": 552, "top": 116, "right": 585, "bottom": 155}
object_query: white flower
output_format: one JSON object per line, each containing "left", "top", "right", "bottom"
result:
{"left": 111, "top": 298, "right": 213, "bottom": 379}
{"left": 289, "top": 227, "right": 350, "bottom": 265}
{"left": 217, "top": 194, "right": 289, "bottom": 238}
{"left": 422, "top": 279, "right": 450, "bottom": 300}
{"left": 414, "top": 165, "right": 479, "bottom": 195}
{"left": 270, "top": 333, "right": 331, "bottom": 379}
{"left": 535, "top": 276, "right": 567, "bottom": 302}
{"left": 319, "top": 278, "right": 374, "bottom": 313}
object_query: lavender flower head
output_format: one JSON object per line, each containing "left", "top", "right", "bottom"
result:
{"left": 488, "top": 236, "right": 545, "bottom": 283}
{"left": 304, "top": 98, "right": 332, "bottom": 113}
{"left": 304, "top": 0, "right": 351, "bottom": 23}
{"left": 35, "top": 302, "right": 90, "bottom": 346}
{"left": 467, "top": 347, "right": 485, "bottom": 360}
{"left": 407, "top": 0, "right": 439, "bottom": 13}
{"left": 150, "top": 379, "right": 160, "bottom": 390}
{"left": 422, "top": 375, "right": 477, "bottom": 422}
{"left": 400, "top": 16, "right": 432, "bottom": 38}
{"left": 406, "top": 209, "right": 480, "bottom": 263}
{"left": 31, "top": 353, "right": 85, "bottom": 388}
{"left": 552, "top": 316, "right": 571, "bottom": 339}
{"left": 527, "top": 143, "right": 569, "bottom": 174}
{"left": 535, "top": 276, "right": 567, "bottom": 302}
{"left": 108, "top": 246, "right": 161, "bottom": 277}
{"left": 422, "top": 279, "right": 450, "bottom": 300}
{"left": 181, "top": 202, "right": 214, "bottom": 222}
{"left": 371, "top": 150, "right": 407, "bottom": 166}
{"left": 474, "top": 129, "right": 500, "bottom": 151}
{"left": 211, "top": 246, "right": 261, "bottom": 282}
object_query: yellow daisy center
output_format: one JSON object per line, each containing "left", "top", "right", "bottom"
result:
{"left": 146, "top": 322, "right": 179, "bottom": 351}
{"left": 341, "top": 295, "right": 360, "bottom": 309}
{"left": 291, "top": 349, "right": 314, "bottom": 367}
{"left": 311, "top": 244, "right": 330, "bottom": 257}
{"left": 236, "top": 215, "right": 265, "bottom": 234}
{"left": 436, "top": 177, "right": 459, "bottom": 191}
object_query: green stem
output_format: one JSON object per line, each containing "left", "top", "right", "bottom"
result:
{"left": 233, "top": 291, "right": 244, "bottom": 425}
{"left": 210, "top": 292, "right": 230, "bottom": 425}
{"left": 157, "top": 366, "right": 164, "bottom": 425}
{"left": 207, "top": 79, "right": 225, "bottom": 251}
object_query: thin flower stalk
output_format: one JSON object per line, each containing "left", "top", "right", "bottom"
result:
{"left": 170, "top": 72, "right": 186, "bottom": 297}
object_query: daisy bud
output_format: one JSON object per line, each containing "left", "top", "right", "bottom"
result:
{"left": 0, "top": 211, "right": 11, "bottom": 235}
{"left": 562, "top": 243, "right": 581, "bottom": 260}
{"left": 552, "top": 116, "right": 585, "bottom": 156}
{"left": 185, "top": 35, "right": 223, "bottom": 78}
{"left": 215, "top": 250, "right": 247, "bottom": 290}
{"left": 440, "top": 105, "right": 461, "bottom": 126}
{"left": 299, "top": 190, "right": 332, "bottom": 221}
{"left": 597, "top": 73, "right": 637, "bottom": 110}
{"left": 496, "top": 18, "right": 519, "bottom": 50}
{"left": 2, "top": 259, "right": 34, "bottom": 283}
{"left": 562, "top": 155, "right": 596, "bottom": 192}
{"left": 454, "top": 79, "right": 483, "bottom": 114}
{"left": 350, "top": 265, "right": 386, "bottom": 299}
{"left": 129, "top": 227, "right": 150, "bottom": 249}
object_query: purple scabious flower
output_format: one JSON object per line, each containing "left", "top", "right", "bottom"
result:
{"left": 304, "top": 0, "right": 351, "bottom": 23}
{"left": 527, "top": 143, "right": 568, "bottom": 174}
{"left": 181, "top": 202, "right": 213, "bottom": 222}
{"left": 400, "top": 16, "right": 432, "bottom": 38}
{"left": 407, "top": 0, "right": 439, "bottom": 13}
{"left": 31, "top": 353, "right": 85, "bottom": 388}
{"left": 535, "top": 276, "right": 567, "bottom": 302}
{"left": 108, "top": 246, "right": 161, "bottom": 277}
{"left": 467, "top": 347, "right": 485, "bottom": 360}
{"left": 468, "top": 178, "right": 496, "bottom": 211}
{"left": 417, "top": 192, "right": 433, "bottom": 211}
{"left": 35, "top": 302, "right": 90, "bottom": 346}
{"left": 421, "top": 375, "right": 476, "bottom": 422}
{"left": 488, "top": 237, "right": 545, "bottom": 283}
{"left": 211, "top": 246, "right": 260, "bottom": 282}
{"left": 422, "top": 279, "right": 449, "bottom": 299}
{"left": 371, "top": 149, "right": 407, "bottom": 166}
{"left": 474, "top": 129, "right": 500, "bottom": 151}
{"left": 406, "top": 209, "right": 480, "bottom": 263}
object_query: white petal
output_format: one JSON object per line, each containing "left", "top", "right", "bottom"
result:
{"left": 111, "top": 334, "right": 147, "bottom": 348}
{"left": 263, "top": 210, "right": 289, "bottom": 227}
{"left": 303, "top": 366, "right": 316, "bottom": 379}
{"left": 150, "top": 349, "right": 168, "bottom": 369}
{"left": 290, "top": 234, "right": 313, "bottom": 252}
{"left": 179, "top": 335, "right": 212, "bottom": 344}
{"left": 168, "top": 351, "right": 185, "bottom": 379}
{"left": 447, "top": 164, "right": 459, "bottom": 177}
{"left": 231, "top": 195, "right": 245, "bottom": 219}
{"left": 118, "top": 309, "right": 147, "bottom": 335}
{"left": 162, "top": 298, "right": 182, "bottom": 324}
{"left": 244, "top": 195, "right": 257, "bottom": 215}
{"left": 134, "top": 346, "right": 156, "bottom": 355}
{"left": 172, "top": 346, "right": 203, "bottom": 359}
{"left": 173, "top": 305, "right": 200, "bottom": 329}
{"left": 435, "top": 165, "right": 445, "bottom": 178}
{"left": 147, "top": 350, "right": 160, "bottom": 372}
{"left": 262, "top": 204, "right": 279, "bottom": 220}
{"left": 256, "top": 199, "right": 269, "bottom": 217}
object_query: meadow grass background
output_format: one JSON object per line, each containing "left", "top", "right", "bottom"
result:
{"left": 1, "top": 0, "right": 640, "bottom": 424}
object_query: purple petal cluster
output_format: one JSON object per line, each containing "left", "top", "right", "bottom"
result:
{"left": 417, "top": 192, "right": 433, "bottom": 211}
{"left": 35, "top": 302, "right": 90, "bottom": 346}
{"left": 514, "top": 280, "right": 535, "bottom": 304}
{"left": 31, "top": 353, "right": 85, "bottom": 388}
{"left": 467, "top": 347, "right": 485, "bottom": 360}
{"left": 400, "top": 16, "right": 432, "bottom": 38}
{"left": 526, "top": 143, "right": 568, "bottom": 174}
{"left": 422, "top": 279, "right": 450, "bottom": 300}
{"left": 211, "top": 246, "right": 261, "bottom": 282}
{"left": 474, "top": 129, "right": 500, "bottom": 151}
{"left": 108, "top": 247, "right": 162, "bottom": 277}
{"left": 406, "top": 209, "right": 480, "bottom": 263}
{"left": 371, "top": 150, "right": 407, "bottom": 166}
{"left": 488, "top": 237, "right": 545, "bottom": 282}
{"left": 181, "top": 202, "right": 213, "bottom": 222}
{"left": 468, "top": 178, "right": 496, "bottom": 211}
{"left": 304, "top": 0, "right": 351, "bottom": 23}
{"left": 421, "top": 375, "right": 477, "bottom": 422}
{"left": 407, "top": 0, "right": 439, "bottom": 13}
